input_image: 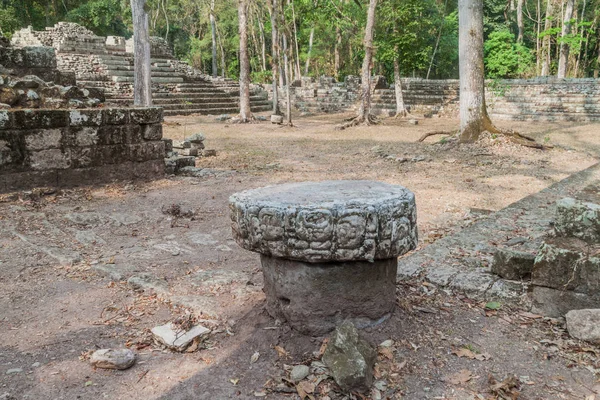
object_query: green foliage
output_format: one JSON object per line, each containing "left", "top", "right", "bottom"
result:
{"left": 484, "top": 30, "right": 534, "bottom": 79}
{"left": 66, "top": 0, "right": 128, "bottom": 36}
{"left": 0, "top": 5, "right": 20, "bottom": 38}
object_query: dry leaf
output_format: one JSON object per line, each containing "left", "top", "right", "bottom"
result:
{"left": 378, "top": 347, "right": 394, "bottom": 360}
{"left": 519, "top": 312, "right": 542, "bottom": 319}
{"left": 489, "top": 374, "right": 520, "bottom": 399}
{"left": 452, "top": 348, "right": 491, "bottom": 361}
{"left": 318, "top": 339, "right": 329, "bottom": 357}
{"left": 444, "top": 369, "right": 473, "bottom": 385}
{"left": 274, "top": 345, "right": 289, "bottom": 358}
{"left": 230, "top": 378, "right": 239, "bottom": 385}
{"left": 296, "top": 381, "right": 316, "bottom": 400}
{"left": 250, "top": 351, "right": 260, "bottom": 364}
{"left": 253, "top": 390, "right": 267, "bottom": 397}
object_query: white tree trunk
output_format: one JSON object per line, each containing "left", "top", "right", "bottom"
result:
{"left": 557, "top": 0, "right": 575, "bottom": 78}
{"left": 283, "top": 33, "right": 293, "bottom": 125}
{"left": 541, "top": 0, "right": 553, "bottom": 76}
{"left": 517, "top": 0, "right": 524, "bottom": 42}
{"left": 130, "top": 0, "right": 152, "bottom": 106}
{"left": 357, "top": 0, "right": 377, "bottom": 121}
{"left": 458, "top": 0, "right": 489, "bottom": 142}
{"left": 238, "top": 0, "right": 252, "bottom": 120}
{"left": 393, "top": 55, "right": 406, "bottom": 117}
{"left": 304, "top": 28, "right": 314, "bottom": 76}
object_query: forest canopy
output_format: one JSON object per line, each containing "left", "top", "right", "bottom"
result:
{"left": 2, "top": 0, "right": 599, "bottom": 82}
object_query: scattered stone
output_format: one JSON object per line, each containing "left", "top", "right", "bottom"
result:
{"left": 408, "top": 119, "right": 418, "bottom": 125}
{"left": 531, "top": 286, "right": 600, "bottom": 317}
{"left": 151, "top": 322, "right": 210, "bottom": 352}
{"left": 5, "top": 368, "right": 22, "bottom": 375}
{"left": 215, "top": 114, "right": 231, "bottom": 121}
{"left": 412, "top": 156, "right": 426, "bottom": 162}
{"left": 185, "top": 133, "right": 205, "bottom": 143}
{"left": 271, "top": 115, "right": 284, "bottom": 124}
{"left": 290, "top": 365, "right": 310, "bottom": 382}
{"left": 203, "top": 149, "right": 217, "bottom": 157}
{"left": 491, "top": 249, "right": 535, "bottom": 280}
{"left": 31, "top": 362, "right": 40, "bottom": 368}
{"left": 256, "top": 116, "right": 267, "bottom": 121}
{"left": 566, "top": 309, "right": 600, "bottom": 343}
{"left": 322, "top": 321, "right": 376, "bottom": 393}
{"left": 90, "top": 348, "right": 136, "bottom": 370}
{"left": 555, "top": 197, "right": 600, "bottom": 243}
{"left": 379, "top": 339, "right": 394, "bottom": 348}
{"left": 505, "top": 236, "right": 528, "bottom": 246}
{"left": 180, "top": 148, "right": 199, "bottom": 157}
{"left": 127, "top": 273, "right": 168, "bottom": 293}
{"left": 109, "top": 213, "right": 142, "bottom": 226}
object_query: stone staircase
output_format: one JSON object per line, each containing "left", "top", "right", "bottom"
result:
{"left": 76, "top": 53, "right": 271, "bottom": 116}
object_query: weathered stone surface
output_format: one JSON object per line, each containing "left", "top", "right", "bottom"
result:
{"left": 151, "top": 322, "right": 210, "bottom": 351}
{"left": 127, "top": 273, "right": 168, "bottom": 293}
{"left": 261, "top": 255, "right": 397, "bottom": 335}
{"left": 290, "top": 365, "right": 310, "bottom": 382}
{"left": 491, "top": 249, "right": 535, "bottom": 280}
{"left": 271, "top": 115, "right": 284, "bottom": 124}
{"left": 555, "top": 197, "right": 600, "bottom": 243}
{"left": 531, "top": 286, "right": 600, "bottom": 317}
{"left": 230, "top": 180, "right": 418, "bottom": 263}
{"left": 532, "top": 237, "right": 600, "bottom": 294}
{"left": 322, "top": 321, "right": 376, "bottom": 393}
{"left": 90, "top": 348, "right": 136, "bottom": 370}
{"left": 566, "top": 309, "right": 600, "bottom": 343}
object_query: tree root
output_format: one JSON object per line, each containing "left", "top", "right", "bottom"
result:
{"left": 233, "top": 113, "right": 256, "bottom": 123}
{"left": 418, "top": 130, "right": 456, "bottom": 142}
{"left": 336, "top": 114, "right": 378, "bottom": 130}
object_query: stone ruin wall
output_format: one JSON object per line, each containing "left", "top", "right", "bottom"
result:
{"left": 287, "top": 76, "right": 600, "bottom": 122}
{"left": 0, "top": 36, "right": 166, "bottom": 192}
{"left": 0, "top": 107, "right": 166, "bottom": 192}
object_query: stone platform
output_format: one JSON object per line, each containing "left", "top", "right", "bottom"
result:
{"left": 230, "top": 180, "right": 418, "bottom": 335}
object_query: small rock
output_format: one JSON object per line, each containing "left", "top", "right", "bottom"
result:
{"left": 215, "top": 114, "right": 231, "bottom": 122}
{"left": 186, "top": 133, "right": 205, "bottom": 144}
{"left": 31, "top": 362, "right": 40, "bottom": 368}
{"left": 505, "top": 236, "right": 528, "bottom": 246}
{"left": 566, "top": 309, "right": 600, "bottom": 343}
{"left": 271, "top": 115, "right": 284, "bottom": 124}
{"left": 491, "top": 249, "right": 535, "bottom": 280}
{"left": 256, "top": 116, "right": 267, "bottom": 121}
{"left": 408, "top": 119, "right": 418, "bottom": 125}
{"left": 203, "top": 149, "right": 217, "bottom": 157}
{"left": 151, "top": 322, "right": 210, "bottom": 352}
{"left": 412, "top": 156, "right": 426, "bottom": 162}
{"left": 290, "top": 364, "right": 310, "bottom": 382}
{"left": 90, "top": 349, "right": 136, "bottom": 370}
{"left": 127, "top": 273, "right": 168, "bottom": 293}
{"left": 5, "top": 368, "right": 22, "bottom": 375}
{"left": 322, "top": 321, "right": 376, "bottom": 393}
{"left": 379, "top": 339, "right": 394, "bottom": 348}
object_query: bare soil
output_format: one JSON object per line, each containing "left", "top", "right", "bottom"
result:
{"left": 1, "top": 113, "right": 600, "bottom": 400}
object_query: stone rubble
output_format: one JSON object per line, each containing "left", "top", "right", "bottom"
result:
{"left": 565, "top": 309, "right": 600, "bottom": 343}
{"left": 151, "top": 322, "right": 210, "bottom": 352}
{"left": 90, "top": 348, "right": 136, "bottom": 370}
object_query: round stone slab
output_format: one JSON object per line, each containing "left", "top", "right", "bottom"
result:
{"left": 229, "top": 180, "right": 418, "bottom": 262}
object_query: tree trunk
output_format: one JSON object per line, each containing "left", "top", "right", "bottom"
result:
{"left": 290, "top": 0, "right": 302, "bottom": 79}
{"left": 270, "top": 0, "right": 281, "bottom": 115}
{"left": 130, "top": 0, "right": 152, "bottom": 106}
{"left": 541, "top": 0, "right": 553, "bottom": 76}
{"left": 210, "top": 0, "right": 218, "bottom": 78}
{"left": 304, "top": 28, "right": 314, "bottom": 76}
{"left": 393, "top": 24, "right": 407, "bottom": 117}
{"left": 334, "top": 25, "right": 341, "bottom": 80}
{"left": 427, "top": 0, "right": 448, "bottom": 79}
{"left": 357, "top": 0, "right": 377, "bottom": 121}
{"left": 283, "top": 33, "right": 293, "bottom": 125}
{"left": 258, "top": 18, "right": 267, "bottom": 72}
{"left": 238, "top": 0, "right": 252, "bottom": 121}
{"left": 458, "top": 0, "right": 491, "bottom": 143}
{"left": 517, "top": 0, "right": 524, "bottom": 42}
{"left": 557, "top": 0, "right": 575, "bottom": 78}
{"left": 536, "top": 0, "right": 541, "bottom": 73}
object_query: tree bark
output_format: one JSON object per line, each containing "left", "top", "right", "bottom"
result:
{"left": 393, "top": 23, "right": 407, "bottom": 117}
{"left": 357, "top": 0, "right": 377, "bottom": 122}
{"left": 557, "top": 0, "right": 575, "bottom": 78}
{"left": 334, "top": 25, "right": 341, "bottom": 80}
{"left": 283, "top": 32, "right": 293, "bottom": 125}
{"left": 130, "top": 0, "right": 152, "bottom": 106}
{"left": 304, "top": 28, "right": 314, "bottom": 76}
{"left": 458, "top": 0, "right": 490, "bottom": 143}
{"left": 541, "top": 0, "right": 553, "bottom": 76}
{"left": 270, "top": 0, "right": 281, "bottom": 114}
{"left": 238, "top": 0, "right": 253, "bottom": 121}
{"left": 517, "top": 0, "right": 524, "bottom": 42}
{"left": 210, "top": 0, "right": 218, "bottom": 78}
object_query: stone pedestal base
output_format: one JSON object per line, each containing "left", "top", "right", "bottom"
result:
{"left": 261, "top": 255, "right": 397, "bottom": 336}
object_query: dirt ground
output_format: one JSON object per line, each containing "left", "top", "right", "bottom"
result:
{"left": 1, "top": 112, "right": 600, "bottom": 400}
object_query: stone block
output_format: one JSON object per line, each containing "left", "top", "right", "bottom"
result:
{"left": 531, "top": 286, "right": 600, "bottom": 317}
{"left": 162, "top": 138, "right": 173, "bottom": 154}
{"left": 322, "top": 321, "right": 376, "bottom": 393}
{"left": 96, "top": 125, "right": 125, "bottom": 145}
{"left": 24, "top": 128, "right": 63, "bottom": 150}
{"left": 532, "top": 237, "right": 600, "bottom": 294}
{"left": 2, "top": 170, "right": 58, "bottom": 191}
{"left": 555, "top": 197, "right": 600, "bottom": 243}
{"left": 124, "top": 125, "right": 143, "bottom": 143}
{"left": 103, "top": 108, "right": 129, "bottom": 125}
{"left": 129, "top": 107, "right": 163, "bottom": 124}
{"left": 142, "top": 123, "right": 163, "bottom": 140}
{"left": 29, "top": 149, "right": 71, "bottom": 170}
{"left": 13, "top": 109, "right": 68, "bottom": 129}
{"left": 491, "top": 248, "right": 536, "bottom": 280}
{"left": 70, "top": 146, "right": 94, "bottom": 169}
{"left": 94, "top": 145, "right": 129, "bottom": 165}
{"left": 72, "top": 127, "right": 99, "bottom": 147}
{"left": 69, "top": 109, "right": 103, "bottom": 127}
{"left": 129, "top": 142, "right": 164, "bottom": 162}
{"left": 23, "top": 46, "right": 57, "bottom": 69}
{"left": 566, "top": 309, "right": 600, "bottom": 343}
{"left": 0, "top": 110, "right": 13, "bottom": 129}
{"left": 180, "top": 148, "right": 198, "bottom": 157}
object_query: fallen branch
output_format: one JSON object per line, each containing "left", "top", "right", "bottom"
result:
{"left": 418, "top": 130, "right": 456, "bottom": 142}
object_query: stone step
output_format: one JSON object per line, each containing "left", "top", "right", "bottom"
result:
{"left": 490, "top": 111, "right": 600, "bottom": 122}
{"left": 163, "top": 104, "right": 272, "bottom": 116}
{"left": 153, "top": 93, "right": 235, "bottom": 101}
{"left": 159, "top": 102, "right": 239, "bottom": 110}
{"left": 106, "top": 69, "right": 185, "bottom": 78}
{"left": 111, "top": 76, "right": 184, "bottom": 83}
{"left": 105, "top": 65, "right": 178, "bottom": 73}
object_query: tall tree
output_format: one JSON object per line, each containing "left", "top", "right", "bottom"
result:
{"left": 458, "top": 0, "right": 489, "bottom": 142}
{"left": 130, "top": 0, "right": 152, "bottom": 106}
{"left": 210, "top": 0, "right": 218, "bottom": 77}
{"left": 558, "top": 0, "right": 575, "bottom": 77}
{"left": 270, "top": 0, "right": 281, "bottom": 115}
{"left": 238, "top": 0, "right": 253, "bottom": 121}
